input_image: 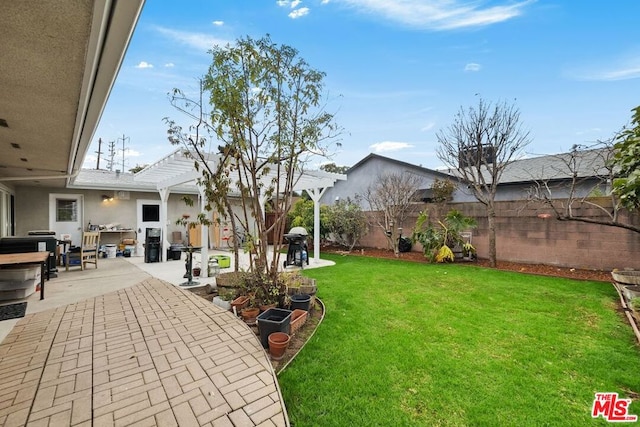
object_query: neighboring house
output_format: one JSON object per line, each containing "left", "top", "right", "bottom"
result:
{"left": 321, "top": 148, "right": 613, "bottom": 210}
{"left": 319, "top": 153, "right": 468, "bottom": 207}
{"left": 443, "top": 147, "right": 614, "bottom": 202}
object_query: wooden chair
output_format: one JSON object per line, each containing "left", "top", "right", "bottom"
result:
{"left": 66, "top": 232, "right": 100, "bottom": 271}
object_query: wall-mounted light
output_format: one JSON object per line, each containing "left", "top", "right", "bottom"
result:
{"left": 102, "top": 194, "right": 113, "bottom": 202}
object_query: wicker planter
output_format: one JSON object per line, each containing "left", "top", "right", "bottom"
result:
{"left": 611, "top": 270, "right": 640, "bottom": 285}
{"left": 216, "top": 271, "right": 248, "bottom": 288}
{"left": 290, "top": 309, "right": 308, "bottom": 335}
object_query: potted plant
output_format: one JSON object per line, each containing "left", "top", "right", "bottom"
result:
{"left": 242, "top": 270, "right": 287, "bottom": 309}
{"left": 240, "top": 306, "right": 260, "bottom": 323}
{"left": 212, "top": 289, "right": 235, "bottom": 310}
{"left": 462, "top": 242, "right": 477, "bottom": 261}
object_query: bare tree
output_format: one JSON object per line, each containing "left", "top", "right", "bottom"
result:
{"left": 436, "top": 98, "right": 531, "bottom": 267}
{"left": 362, "top": 172, "right": 423, "bottom": 255}
{"left": 527, "top": 141, "right": 640, "bottom": 233}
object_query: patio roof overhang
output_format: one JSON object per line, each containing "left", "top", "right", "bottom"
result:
{"left": 133, "top": 149, "right": 346, "bottom": 270}
{"left": 133, "top": 149, "right": 346, "bottom": 193}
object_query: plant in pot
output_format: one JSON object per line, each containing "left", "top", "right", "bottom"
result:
{"left": 240, "top": 300, "right": 260, "bottom": 324}
{"left": 282, "top": 271, "right": 317, "bottom": 296}
{"left": 212, "top": 289, "right": 235, "bottom": 311}
{"left": 243, "top": 270, "right": 287, "bottom": 310}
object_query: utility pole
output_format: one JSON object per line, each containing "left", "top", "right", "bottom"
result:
{"left": 107, "top": 140, "right": 116, "bottom": 171}
{"left": 118, "top": 134, "right": 130, "bottom": 172}
{"left": 95, "top": 138, "right": 104, "bottom": 169}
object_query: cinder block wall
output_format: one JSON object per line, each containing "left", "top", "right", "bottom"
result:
{"left": 358, "top": 198, "right": 640, "bottom": 271}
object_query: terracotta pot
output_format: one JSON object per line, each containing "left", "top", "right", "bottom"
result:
{"left": 231, "top": 296, "right": 250, "bottom": 313}
{"left": 268, "top": 332, "right": 291, "bottom": 361}
{"left": 241, "top": 307, "right": 260, "bottom": 322}
{"left": 290, "top": 309, "right": 308, "bottom": 335}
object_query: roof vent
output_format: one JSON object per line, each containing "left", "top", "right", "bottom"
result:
{"left": 0, "top": 118, "right": 7, "bottom": 128}
{"left": 11, "top": 143, "right": 20, "bottom": 149}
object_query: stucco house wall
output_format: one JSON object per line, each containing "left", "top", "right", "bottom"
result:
{"left": 13, "top": 185, "right": 202, "bottom": 243}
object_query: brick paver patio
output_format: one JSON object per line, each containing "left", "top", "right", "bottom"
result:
{"left": 0, "top": 278, "right": 289, "bottom": 426}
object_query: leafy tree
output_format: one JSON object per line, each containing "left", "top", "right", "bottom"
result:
{"left": 166, "top": 35, "right": 341, "bottom": 283}
{"left": 527, "top": 107, "right": 640, "bottom": 234}
{"left": 129, "top": 164, "right": 147, "bottom": 174}
{"left": 287, "top": 195, "right": 330, "bottom": 239}
{"left": 320, "top": 162, "right": 349, "bottom": 174}
{"left": 436, "top": 98, "right": 531, "bottom": 267}
{"left": 362, "top": 172, "right": 423, "bottom": 255}
{"left": 612, "top": 106, "right": 640, "bottom": 212}
{"left": 324, "top": 198, "right": 368, "bottom": 251}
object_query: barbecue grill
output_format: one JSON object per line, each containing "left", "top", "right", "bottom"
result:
{"left": 283, "top": 226, "right": 309, "bottom": 268}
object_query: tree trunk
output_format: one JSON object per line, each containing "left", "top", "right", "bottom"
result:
{"left": 486, "top": 204, "right": 497, "bottom": 268}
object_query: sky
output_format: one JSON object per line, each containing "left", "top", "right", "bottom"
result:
{"left": 85, "top": 0, "right": 640, "bottom": 172}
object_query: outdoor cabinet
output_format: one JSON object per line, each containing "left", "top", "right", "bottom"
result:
{"left": 0, "top": 236, "right": 58, "bottom": 278}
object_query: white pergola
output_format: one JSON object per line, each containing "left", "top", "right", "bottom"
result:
{"left": 134, "top": 149, "right": 346, "bottom": 277}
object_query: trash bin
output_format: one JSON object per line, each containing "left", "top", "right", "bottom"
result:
{"left": 167, "top": 244, "right": 183, "bottom": 260}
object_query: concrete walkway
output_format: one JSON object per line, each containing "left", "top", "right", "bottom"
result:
{"left": 0, "top": 253, "right": 317, "bottom": 426}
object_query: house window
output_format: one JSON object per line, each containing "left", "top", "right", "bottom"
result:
{"left": 142, "top": 204, "right": 160, "bottom": 222}
{"left": 56, "top": 199, "right": 78, "bottom": 222}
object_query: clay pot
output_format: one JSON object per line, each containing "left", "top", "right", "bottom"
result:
{"left": 230, "top": 296, "right": 250, "bottom": 313}
{"left": 268, "top": 332, "right": 291, "bottom": 361}
{"left": 241, "top": 307, "right": 260, "bottom": 323}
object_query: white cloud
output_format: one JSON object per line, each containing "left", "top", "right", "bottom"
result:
{"left": 321, "top": 0, "right": 330, "bottom": 4}
{"left": 574, "top": 66, "right": 640, "bottom": 81}
{"left": 566, "top": 50, "right": 640, "bottom": 81}
{"left": 135, "top": 61, "right": 154, "bottom": 69}
{"left": 154, "top": 26, "right": 230, "bottom": 51}
{"left": 576, "top": 127, "right": 602, "bottom": 136}
{"left": 421, "top": 122, "right": 435, "bottom": 132}
{"left": 289, "top": 7, "right": 310, "bottom": 18}
{"left": 212, "top": 20, "right": 224, "bottom": 26}
{"left": 276, "top": 0, "right": 289, "bottom": 6}
{"left": 370, "top": 141, "right": 414, "bottom": 152}
{"left": 291, "top": 0, "right": 302, "bottom": 7}
{"left": 464, "top": 62, "right": 481, "bottom": 72}
{"left": 164, "top": 62, "right": 175, "bottom": 68}
{"left": 338, "top": 0, "right": 535, "bottom": 30}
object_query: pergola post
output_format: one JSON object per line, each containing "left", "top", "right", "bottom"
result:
{"left": 305, "top": 187, "right": 327, "bottom": 263}
{"left": 159, "top": 187, "right": 170, "bottom": 262}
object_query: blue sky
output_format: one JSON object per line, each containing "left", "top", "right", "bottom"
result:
{"left": 86, "top": 0, "right": 640, "bottom": 171}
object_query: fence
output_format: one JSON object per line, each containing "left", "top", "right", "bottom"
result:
{"left": 358, "top": 198, "right": 640, "bottom": 271}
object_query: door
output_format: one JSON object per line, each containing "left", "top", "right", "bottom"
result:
{"left": 136, "top": 199, "right": 161, "bottom": 257}
{"left": 49, "top": 193, "right": 83, "bottom": 245}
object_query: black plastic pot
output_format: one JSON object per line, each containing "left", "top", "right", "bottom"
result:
{"left": 257, "top": 308, "right": 292, "bottom": 349}
{"left": 290, "top": 294, "right": 311, "bottom": 311}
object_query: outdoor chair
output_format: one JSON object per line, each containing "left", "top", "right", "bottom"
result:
{"left": 65, "top": 232, "right": 100, "bottom": 271}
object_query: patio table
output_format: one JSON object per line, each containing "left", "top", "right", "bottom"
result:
{"left": 0, "top": 251, "right": 50, "bottom": 300}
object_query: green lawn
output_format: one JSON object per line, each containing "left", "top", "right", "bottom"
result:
{"left": 278, "top": 254, "right": 640, "bottom": 426}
